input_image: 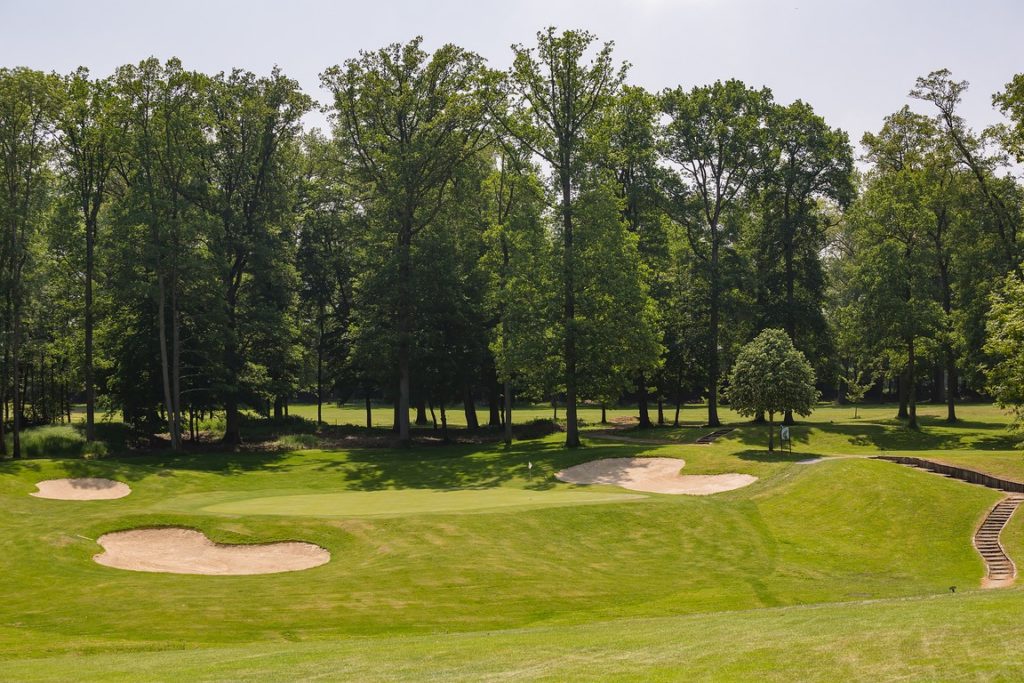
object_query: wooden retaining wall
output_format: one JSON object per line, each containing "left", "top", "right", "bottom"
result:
{"left": 874, "top": 456, "right": 1024, "bottom": 493}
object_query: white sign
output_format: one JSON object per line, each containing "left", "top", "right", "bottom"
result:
{"left": 780, "top": 426, "right": 790, "bottom": 442}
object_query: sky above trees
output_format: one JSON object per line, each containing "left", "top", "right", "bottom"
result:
{"left": 1, "top": 0, "right": 1020, "bottom": 145}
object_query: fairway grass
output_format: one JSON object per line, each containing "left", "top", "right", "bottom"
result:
{"left": 191, "top": 487, "right": 648, "bottom": 517}
{"left": 2, "top": 404, "right": 1022, "bottom": 679}
{"left": 6, "top": 589, "right": 1024, "bottom": 681}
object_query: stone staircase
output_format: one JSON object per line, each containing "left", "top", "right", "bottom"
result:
{"left": 695, "top": 428, "right": 734, "bottom": 444}
{"left": 974, "top": 495, "right": 1024, "bottom": 585}
{"left": 876, "top": 456, "right": 1024, "bottom": 587}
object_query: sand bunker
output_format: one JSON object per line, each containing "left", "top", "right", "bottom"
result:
{"left": 556, "top": 457, "right": 756, "bottom": 495}
{"left": 94, "top": 528, "right": 330, "bottom": 575}
{"left": 31, "top": 478, "right": 131, "bottom": 500}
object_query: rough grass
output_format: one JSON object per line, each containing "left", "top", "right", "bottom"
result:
{"left": 1, "top": 403, "right": 1021, "bottom": 680}
{"left": 3, "top": 424, "right": 87, "bottom": 458}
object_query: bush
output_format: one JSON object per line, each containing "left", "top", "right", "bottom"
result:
{"left": 5, "top": 425, "right": 86, "bottom": 458}
{"left": 277, "top": 433, "right": 319, "bottom": 450}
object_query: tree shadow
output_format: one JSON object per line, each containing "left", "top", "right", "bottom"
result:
{"left": 310, "top": 438, "right": 670, "bottom": 493}
{"left": 735, "top": 449, "right": 815, "bottom": 463}
{"left": 726, "top": 415, "right": 1018, "bottom": 453}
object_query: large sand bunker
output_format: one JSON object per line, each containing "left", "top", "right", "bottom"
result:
{"left": 31, "top": 478, "right": 131, "bottom": 500}
{"left": 94, "top": 528, "right": 330, "bottom": 575}
{"left": 556, "top": 457, "right": 756, "bottom": 495}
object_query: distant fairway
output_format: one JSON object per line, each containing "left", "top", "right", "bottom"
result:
{"left": 195, "top": 487, "right": 647, "bottom": 517}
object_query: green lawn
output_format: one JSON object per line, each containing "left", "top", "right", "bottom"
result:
{"left": 1, "top": 403, "right": 1022, "bottom": 680}
{"left": 288, "top": 400, "right": 641, "bottom": 428}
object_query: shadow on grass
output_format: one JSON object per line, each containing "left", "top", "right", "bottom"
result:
{"left": 735, "top": 449, "right": 814, "bottom": 463}
{"left": 726, "top": 414, "right": 1018, "bottom": 453}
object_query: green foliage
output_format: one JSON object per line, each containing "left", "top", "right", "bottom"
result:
{"left": 3, "top": 425, "right": 84, "bottom": 458}
{"left": 984, "top": 274, "right": 1024, "bottom": 434}
{"left": 840, "top": 370, "right": 872, "bottom": 418}
{"left": 728, "top": 328, "right": 818, "bottom": 448}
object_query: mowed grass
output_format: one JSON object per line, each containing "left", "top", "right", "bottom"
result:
{"left": 181, "top": 487, "right": 648, "bottom": 517}
{"left": 631, "top": 402, "right": 1024, "bottom": 477}
{"left": 288, "top": 400, "right": 640, "bottom": 428}
{"left": 7, "top": 589, "right": 1024, "bottom": 681}
{"left": 0, "top": 403, "right": 1022, "bottom": 680}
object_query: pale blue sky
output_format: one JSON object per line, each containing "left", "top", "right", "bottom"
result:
{"left": 1, "top": 0, "right": 1020, "bottom": 146}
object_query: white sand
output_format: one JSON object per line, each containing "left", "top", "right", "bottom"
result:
{"left": 94, "top": 528, "right": 330, "bottom": 575}
{"left": 31, "top": 478, "right": 131, "bottom": 500}
{"left": 556, "top": 457, "right": 756, "bottom": 495}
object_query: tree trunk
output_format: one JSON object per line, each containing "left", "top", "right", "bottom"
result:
{"left": 156, "top": 274, "right": 178, "bottom": 449}
{"left": 223, "top": 275, "right": 242, "bottom": 445}
{"left": 488, "top": 382, "right": 501, "bottom": 427}
{"left": 316, "top": 315, "right": 324, "bottom": 425}
{"left": 937, "top": 248, "right": 958, "bottom": 423}
{"left": 707, "top": 236, "right": 721, "bottom": 427}
{"left": 396, "top": 227, "right": 412, "bottom": 446}
{"left": 463, "top": 386, "right": 479, "bottom": 430}
{"left": 768, "top": 411, "right": 775, "bottom": 452}
{"left": 440, "top": 402, "right": 448, "bottom": 443}
{"left": 503, "top": 378, "right": 512, "bottom": 447}
{"left": 907, "top": 338, "right": 918, "bottom": 430}
{"left": 364, "top": 391, "right": 372, "bottom": 429}
{"left": 393, "top": 395, "right": 400, "bottom": 433}
{"left": 415, "top": 395, "right": 429, "bottom": 426}
{"left": 561, "top": 164, "right": 580, "bottom": 448}
{"left": 637, "top": 372, "right": 652, "bottom": 428}
{"left": 601, "top": 406, "right": 607, "bottom": 424}
{"left": 84, "top": 214, "right": 96, "bottom": 440}
{"left": 170, "top": 275, "right": 182, "bottom": 450}
{"left": 0, "top": 344, "right": 7, "bottom": 456}
{"left": 896, "top": 369, "right": 909, "bottom": 419}
{"left": 946, "top": 360, "right": 958, "bottom": 423}
{"left": 657, "top": 396, "right": 665, "bottom": 426}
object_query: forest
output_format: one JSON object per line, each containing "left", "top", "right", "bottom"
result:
{"left": 2, "top": 28, "right": 1024, "bottom": 456}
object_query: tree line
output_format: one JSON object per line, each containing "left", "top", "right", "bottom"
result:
{"left": 2, "top": 29, "right": 1023, "bottom": 456}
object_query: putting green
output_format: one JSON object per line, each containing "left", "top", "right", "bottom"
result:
{"left": 195, "top": 487, "right": 647, "bottom": 517}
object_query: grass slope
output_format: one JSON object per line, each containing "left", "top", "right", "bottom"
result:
{"left": 0, "top": 404, "right": 1021, "bottom": 679}
{"left": 6, "top": 589, "right": 1024, "bottom": 681}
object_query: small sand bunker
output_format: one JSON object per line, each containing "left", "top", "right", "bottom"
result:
{"left": 94, "top": 528, "right": 330, "bottom": 575}
{"left": 556, "top": 457, "right": 756, "bottom": 495}
{"left": 31, "top": 478, "right": 131, "bottom": 500}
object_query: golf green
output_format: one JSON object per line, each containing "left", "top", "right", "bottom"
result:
{"left": 193, "top": 487, "right": 648, "bottom": 517}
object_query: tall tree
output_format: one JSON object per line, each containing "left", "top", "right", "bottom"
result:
{"left": 0, "top": 68, "right": 57, "bottom": 458}
{"left": 322, "top": 38, "right": 491, "bottom": 446}
{"left": 850, "top": 116, "right": 943, "bottom": 429}
{"left": 54, "top": 68, "right": 120, "bottom": 442}
{"left": 754, "top": 100, "right": 853, "bottom": 423}
{"left": 605, "top": 85, "right": 668, "bottom": 429}
{"left": 660, "top": 80, "right": 772, "bottom": 427}
{"left": 481, "top": 147, "right": 550, "bottom": 445}
{"left": 911, "top": 70, "right": 1020, "bottom": 273}
{"left": 115, "top": 58, "right": 205, "bottom": 449}
{"left": 500, "top": 27, "right": 626, "bottom": 447}
{"left": 193, "top": 67, "right": 311, "bottom": 444}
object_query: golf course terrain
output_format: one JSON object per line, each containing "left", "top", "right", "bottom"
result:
{"left": 2, "top": 402, "right": 1024, "bottom": 680}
